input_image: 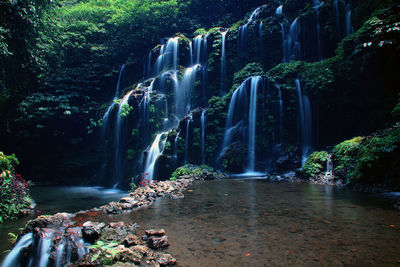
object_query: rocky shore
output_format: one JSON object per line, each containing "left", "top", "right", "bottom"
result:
{"left": 4, "top": 170, "right": 225, "bottom": 266}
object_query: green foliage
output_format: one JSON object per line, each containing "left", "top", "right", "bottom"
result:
{"left": 301, "top": 151, "right": 330, "bottom": 178}
{"left": 332, "top": 137, "right": 364, "bottom": 181}
{"left": 355, "top": 126, "right": 400, "bottom": 186}
{"left": 120, "top": 104, "right": 133, "bottom": 118}
{"left": 89, "top": 240, "right": 120, "bottom": 265}
{"left": 170, "top": 164, "right": 214, "bottom": 180}
{"left": 0, "top": 152, "right": 19, "bottom": 172}
{"left": 0, "top": 152, "right": 32, "bottom": 223}
{"left": 233, "top": 63, "right": 265, "bottom": 85}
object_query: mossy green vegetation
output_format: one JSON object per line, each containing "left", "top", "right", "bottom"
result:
{"left": 0, "top": 152, "right": 32, "bottom": 223}
{"left": 332, "top": 137, "right": 364, "bottom": 182}
{"left": 170, "top": 164, "right": 215, "bottom": 180}
{"left": 301, "top": 151, "right": 330, "bottom": 177}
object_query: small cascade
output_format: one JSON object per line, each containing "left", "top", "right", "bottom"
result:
{"left": 178, "top": 64, "right": 200, "bottom": 118}
{"left": 325, "top": 154, "right": 333, "bottom": 176}
{"left": 247, "top": 77, "right": 261, "bottom": 172}
{"left": 143, "top": 80, "right": 156, "bottom": 131}
{"left": 184, "top": 114, "right": 193, "bottom": 164}
{"left": 114, "top": 89, "right": 135, "bottom": 187}
{"left": 259, "top": 21, "right": 263, "bottom": 62}
{"left": 345, "top": 1, "right": 353, "bottom": 36}
{"left": 281, "top": 17, "right": 301, "bottom": 62}
{"left": 313, "top": 0, "right": 323, "bottom": 60}
{"left": 102, "top": 64, "right": 126, "bottom": 130}
{"left": 276, "top": 83, "right": 283, "bottom": 144}
{"left": 220, "top": 30, "right": 228, "bottom": 93}
{"left": 146, "top": 52, "right": 152, "bottom": 78}
{"left": 173, "top": 130, "right": 180, "bottom": 163}
{"left": 155, "top": 37, "right": 179, "bottom": 74}
{"left": 238, "top": 5, "right": 267, "bottom": 53}
{"left": 334, "top": 0, "right": 353, "bottom": 38}
{"left": 276, "top": 5, "right": 283, "bottom": 15}
{"left": 219, "top": 76, "right": 263, "bottom": 173}
{"left": 2, "top": 228, "right": 88, "bottom": 267}
{"left": 1, "top": 233, "right": 33, "bottom": 267}
{"left": 295, "top": 79, "right": 312, "bottom": 166}
{"left": 144, "top": 132, "right": 167, "bottom": 181}
{"left": 191, "top": 34, "right": 208, "bottom": 101}
{"left": 163, "top": 98, "right": 169, "bottom": 130}
{"left": 288, "top": 18, "right": 301, "bottom": 61}
{"left": 201, "top": 109, "right": 206, "bottom": 164}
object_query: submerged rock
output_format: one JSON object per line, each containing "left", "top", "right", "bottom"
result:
{"left": 147, "top": 236, "right": 169, "bottom": 249}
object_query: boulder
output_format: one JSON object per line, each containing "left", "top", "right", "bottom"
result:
{"left": 147, "top": 236, "right": 169, "bottom": 249}
{"left": 82, "top": 221, "right": 105, "bottom": 243}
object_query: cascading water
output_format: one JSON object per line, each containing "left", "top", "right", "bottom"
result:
{"left": 295, "top": 79, "right": 312, "bottom": 166}
{"left": 276, "top": 83, "right": 283, "bottom": 144}
{"left": 259, "top": 21, "right": 263, "bottom": 62}
{"left": 334, "top": 0, "right": 353, "bottom": 38}
{"left": 276, "top": 5, "right": 283, "bottom": 15}
{"left": 184, "top": 114, "right": 192, "bottom": 164}
{"left": 313, "top": 0, "right": 323, "bottom": 60}
{"left": 114, "top": 89, "right": 134, "bottom": 187}
{"left": 288, "top": 18, "right": 301, "bottom": 61}
{"left": 201, "top": 109, "right": 206, "bottom": 164}
{"left": 180, "top": 64, "right": 200, "bottom": 117}
{"left": 281, "top": 17, "right": 301, "bottom": 62}
{"left": 143, "top": 80, "right": 156, "bottom": 131}
{"left": 219, "top": 76, "right": 263, "bottom": 174}
{"left": 220, "top": 30, "right": 228, "bottom": 94}
{"left": 247, "top": 77, "right": 261, "bottom": 172}
{"left": 144, "top": 132, "right": 167, "bottom": 180}
{"left": 238, "top": 5, "right": 266, "bottom": 53}
{"left": 1, "top": 233, "right": 33, "bottom": 267}
{"left": 155, "top": 37, "right": 179, "bottom": 74}
{"left": 102, "top": 64, "right": 126, "bottom": 133}
{"left": 1, "top": 228, "right": 88, "bottom": 267}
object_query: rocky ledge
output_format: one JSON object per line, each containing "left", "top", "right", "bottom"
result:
{"left": 102, "top": 170, "right": 225, "bottom": 215}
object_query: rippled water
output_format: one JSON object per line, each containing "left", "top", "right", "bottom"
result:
{"left": 105, "top": 179, "right": 400, "bottom": 266}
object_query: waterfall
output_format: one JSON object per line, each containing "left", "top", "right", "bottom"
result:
{"left": 155, "top": 37, "right": 179, "bottom": 74}
{"left": 220, "top": 30, "right": 228, "bottom": 93}
{"left": 147, "top": 52, "right": 152, "bottom": 78}
{"left": 143, "top": 80, "right": 155, "bottom": 131}
{"left": 114, "top": 89, "right": 134, "bottom": 187}
{"left": 334, "top": 0, "right": 353, "bottom": 38}
{"left": 247, "top": 77, "right": 261, "bottom": 172}
{"left": 238, "top": 5, "right": 266, "bottom": 53}
{"left": 276, "top": 5, "right": 283, "bottom": 15}
{"left": 259, "top": 21, "right": 263, "bottom": 62}
{"left": 295, "top": 79, "right": 312, "bottom": 166}
{"left": 201, "top": 109, "right": 206, "bottom": 164}
{"left": 219, "top": 76, "right": 262, "bottom": 173}
{"left": 179, "top": 64, "right": 200, "bottom": 118}
{"left": 288, "top": 18, "right": 301, "bottom": 61}
{"left": 276, "top": 83, "right": 283, "bottom": 144}
{"left": 144, "top": 132, "right": 167, "bottom": 181}
{"left": 281, "top": 23, "right": 288, "bottom": 62}
{"left": 313, "top": 0, "right": 323, "bottom": 60}
{"left": 1, "top": 233, "right": 33, "bottom": 267}
{"left": 102, "top": 64, "right": 125, "bottom": 128}
{"left": 345, "top": 1, "right": 353, "bottom": 36}
{"left": 184, "top": 114, "right": 192, "bottom": 164}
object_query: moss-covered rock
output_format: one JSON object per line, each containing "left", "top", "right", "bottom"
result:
{"left": 332, "top": 136, "right": 364, "bottom": 182}
{"left": 301, "top": 151, "right": 330, "bottom": 178}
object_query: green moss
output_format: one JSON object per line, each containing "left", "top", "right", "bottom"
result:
{"left": 233, "top": 62, "right": 265, "bottom": 85}
{"left": 332, "top": 137, "right": 364, "bottom": 182}
{"left": 355, "top": 125, "right": 400, "bottom": 186}
{"left": 0, "top": 152, "right": 19, "bottom": 172}
{"left": 301, "top": 151, "right": 330, "bottom": 178}
{"left": 170, "top": 164, "right": 214, "bottom": 180}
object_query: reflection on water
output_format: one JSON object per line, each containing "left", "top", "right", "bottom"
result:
{"left": 106, "top": 179, "right": 400, "bottom": 266}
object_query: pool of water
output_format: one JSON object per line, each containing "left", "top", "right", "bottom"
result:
{"left": 98, "top": 179, "right": 400, "bottom": 266}
{"left": 0, "top": 186, "right": 125, "bottom": 260}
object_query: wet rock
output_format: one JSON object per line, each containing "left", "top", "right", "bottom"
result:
{"left": 25, "top": 213, "right": 71, "bottom": 233}
{"left": 155, "top": 252, "right": 176, "bottom": 266}
{"left": 147, "top": 236, "right": 169, "bottom": 249}
{"left": 170, "top": 192, "right": 184, "bottom": 199}
{"left": 123, "top": 234, "right": 140, "bottom": 247}
{"left": 82, "top": 221, "right": 105, "bottom": 243}
{"left": 100, "top": 222, "right": 137, "bottom": 243}
{"left": 130, "top": 245, "right": 150, "bottom": 256}
{"left": 114, "top": 245, "right": 143, "bottom": 263}
{"left": 145, "top": 229, "right": 166, "bottom": 237}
